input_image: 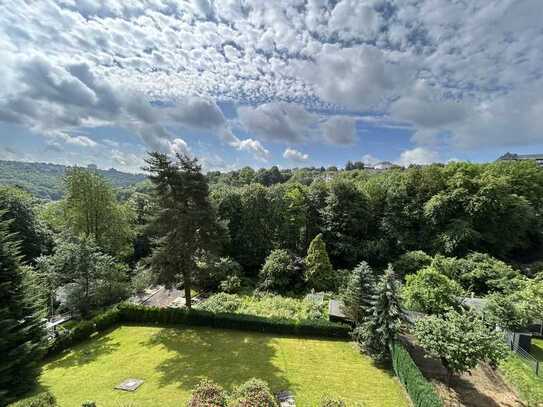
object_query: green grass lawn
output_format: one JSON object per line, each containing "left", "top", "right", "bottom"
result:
{"left": 33, "top": 325, "right": 408, "bottom": 406}
{"left": 531, "top": 338, "right": 543, "bottom": 361}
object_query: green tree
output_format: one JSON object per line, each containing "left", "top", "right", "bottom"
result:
{"left": 414, "top": 310, "right": 507, "bottom": 385}
{"left": 63, "top": 168, "right": 135, "bottom": 257}
{"left": 393, "top": 250, "right": 432, "bottom": 279}
{"left": 403, "top": 267, "right": 463, "bottom": 315}
{"left": 37, "top": 235, "right": 128, "bottom": 317}
{"left": 0, "top": 186, "right": 50, "bottom": 262}
{"left": 341, "top": 261, "right": 376, "bottom": 323}
{"left": 0, "top": 214, "right": 45, "bottom": 404}
{"left": 355, "top": 265, "right": 403, "bottom": 362}
{"left": 304, "top": 233, "right": 334, "bottom": 291}
{"left": 145, "top": 152, "right": 221, "bottom": 308}
{"left": 258, "top": 249, "right": 298, "bottom": 293}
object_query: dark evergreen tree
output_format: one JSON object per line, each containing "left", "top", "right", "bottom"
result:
{"left": 145, "top": 152, "right": 222, "bottom": 308}
{"left": 0, "top": 213, "right": 45, "bottom": 404}
{"left": 354, "top": 265, "right": 403, "bottom": 362}
{"left": 341, "top": 261, "right": 376, "bottom": 323}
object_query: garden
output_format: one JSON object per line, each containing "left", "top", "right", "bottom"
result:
{"left": 20, "top": 325, "right": 408, "bottom": 406}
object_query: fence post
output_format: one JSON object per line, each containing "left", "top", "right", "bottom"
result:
{"left": 537, "top": 361, "right": 539, "bottom": 376}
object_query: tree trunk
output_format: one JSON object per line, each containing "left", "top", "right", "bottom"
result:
{"left": 184, "top": 270, "right": 192, "bottom": 309}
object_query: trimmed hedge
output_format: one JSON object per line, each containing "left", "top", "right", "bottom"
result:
{"left": 117, "top": 303, "right": 351, "bottom": 338}
{"left": 45, "top": 303, "right": 350, "bottom": 357}
{"left": 390, "top": 341, "right": 442, "bottom": 407}
{"left": 46, "top": 307, "right": 121, "bottom": 357}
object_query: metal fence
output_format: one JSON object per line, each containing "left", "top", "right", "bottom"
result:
{"left": 504, "top": 330, "right": 541, "bottom": 376}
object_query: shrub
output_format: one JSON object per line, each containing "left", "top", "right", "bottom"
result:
{"left": 198, "top": 293, "right": 242, "bottom": 313}
{"left": 131, "top": 262, "right": 156, "bottom": 293}
{"left": 390, "top": 341, "right": 442, "bottom": 407}
{"left": 403, "top": 267, "right": 463, "bottom": 315}
{"left": 10, "top": 392, "right": 57, "bottom": 407}
{"left": 81, "top": 402, "right": 96, "bottom": 407}
{"left": 187, "top": 379, "right": 228, "bottom": 407}
{"left": 229, "top": 378, "right": 278, "bottom": 407}
{"left": 219, "top": 275, "right": 242, "bottom": 294}
{"left": 318, "top": 395, "right": 346, "bottom": 406}
{"left": 196, "top": 255, "right": 242, "bottom": 291}
{"left": 258, "top": 249, "right": 297, "bottom": 293}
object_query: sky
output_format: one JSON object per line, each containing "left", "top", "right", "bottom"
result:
{"left": 0, "top": 0, "right": 542, "bottom": 173}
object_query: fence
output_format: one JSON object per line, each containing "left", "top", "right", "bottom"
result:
{"left": 504, "top": 330, "right": 541, "bottom": 376}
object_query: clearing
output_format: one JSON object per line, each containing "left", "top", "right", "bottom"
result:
{"left": 34, "top": 325, "right": 409, "bottom": 406}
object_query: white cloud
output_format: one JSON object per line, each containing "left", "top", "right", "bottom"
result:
{"left": 396, "top": 147, "right": 440, "bottom": 167}
{"left": 283, "top": 147, "right": 309, "bottom": 162}
{"left": 169, "top": 138, "right": 191, "bottom": 157}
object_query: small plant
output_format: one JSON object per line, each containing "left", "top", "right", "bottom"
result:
{"left": 187, "top": 379, "right": 228, "bottom": 407}
{"left": 81, "top": 402, "right": 96, "bottom": 407}
{"left": 229, "top": 378, "right": 278, "bottom": 407}
{"left": 319, "top": 394, "right": 347, "bottom": 406}
{"left": 220, "top": 275, "right": 242, "bottom": 293}
{"left": 11, "top": 392, "right": 57, "bottom": 407}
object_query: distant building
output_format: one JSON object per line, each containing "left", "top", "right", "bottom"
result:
{"left": 497, "top": 152, "right": 543, "bottom": 167}
{"left": 372, "top": 161, "right": 396, "bottom": 170}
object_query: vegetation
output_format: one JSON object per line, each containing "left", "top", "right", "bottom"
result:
{"left": 258, "top": 249, "right": 300, "bottom": 293}
{"left": 403, "top": 267, "right": 463, "bottom": 314}
{"left": 0, "top": 215, "right": 45, "bottom": 405}
{"left": 145, "top": 152, "right": 222, "bottom": 308}
{"left": 414, "top": 310, "right": 507, "bottom": 384}
{"left": 229, "top": 378, "right": 278, "bottom": 407}
{"left": 304, "top": 233, "right": 335, "bottom": 291}
{"left": 341, "top": 261, "right": 375, "bottom": 323}
{"left": 31, "top": 325, "right": 408, "bottom": 406}
{"left": 355, "top": 266, "right": 403, "bottom": 362}
{"left": 390, "top": 341, "right": 442, "bottom": 407}
{"left": 187, "top": 379, "right": 228, "bottom": 407}
{"left": 500, "top": 353, "right": 543, "bottom": 406}
{"left": 196, "top": 293, "right": 326, "bottom": 321}
{"left": 0, "top": 160, "right": 145, "bottom": 201}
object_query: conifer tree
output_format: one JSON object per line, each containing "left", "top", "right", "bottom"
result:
{"left": 304, "top": 233, "right": 334, "bottom": 291}
{"left": 355, "top": 264, "right": 403, "bottom": 362}
{"left": 341, "top": 261, "right": 376, "bottom": 323}
{"left": 145, "top": 152, "right": 221, "bottom": 308}
{"left": 0, "top": 213, "right": 45, "bottom": 404}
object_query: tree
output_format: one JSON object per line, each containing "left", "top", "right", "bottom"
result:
{"left": 341, "top": 261, "right": 376, "bottom": 323}
{"left": 304, "top": 233, "right": 334, "bottom": 291}
{"left": 145, "top": 152, "right": 221, "bottom": 308}
{"left": 403, "top": 267, "right": 463, "bottom": 315}
{"left": 392, "top": 250, "right": 432, "bottom": 280}
{"left": 258, "top": 249, "right": 299, "bottom": 293}
{"left": 63, "top": 168, "right": 135, "bottom": 258}
{"left": 0, "top": 186, "right": 50, "bottom": 263}
{"left": 0, "top": 214, "right": 45, "bottom": 404}
{"left": 414, "top": 310, "right": 507, "bottom": 385}
{"left": 355, "top": 265, "right": 403, "bottom": 362}
{"left": 37, "top": 234, "right": 128, "bottom": 317}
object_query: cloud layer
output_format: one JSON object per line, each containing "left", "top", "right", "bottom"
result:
{"left": 1, "top": 0, "right": 542, "bottom": 169}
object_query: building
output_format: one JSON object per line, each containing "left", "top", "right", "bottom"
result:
{"left": 497, "top": 152, "right": 543, "bottom": 167}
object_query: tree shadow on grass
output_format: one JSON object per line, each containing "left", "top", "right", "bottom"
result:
{"left": 45, "top": 329, "right": 121, "bottom": 370}
{"left": 144, "top": 327, "right": 293, "bottom": 394}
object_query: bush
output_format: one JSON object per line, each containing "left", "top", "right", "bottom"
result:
{"left": 220, "top": 275, "right": 242, "bottom": 294}
{"left": 305, "top": 234, "right": 335, "bottom": 291}
{"left": 229, "top": 378, "right": 278, "bottom": 407}
{"left": 198, "top": 293, "right": 242, "bottom": 313}
{"left": 318, "top": 395, "right": 346, "bottom": 406}
{"left": 258, "top": 250, "right": 298, "bottom": 293}
{"left": 131, "top": 263, "right": 156, "bottom": 293}
{"left": 81, "top": 402, "right": 96, "bottom": 407}
{"left": 196, "top": 255, "right": 242, "bottom": 291}
{"left": 403, "top": 267, "right": 463, "bottom": 315}
{"left": 187, "top": 379, "right": 228, "bottom": 407}
{"left": 390, "top": 341, "right": 442, "bottom": 407}
{"left": 10, "top": 392, "right": 57, "bottom": 407}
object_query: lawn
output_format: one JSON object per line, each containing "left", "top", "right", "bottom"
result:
{"left": 33, "top": 325, "right": 408, "bottom": 406}
{"left": 500, "top": 352, "right": 543, "bottom": 406}
{"left": 531, "top": 338, "right": 543, "bottom": 361}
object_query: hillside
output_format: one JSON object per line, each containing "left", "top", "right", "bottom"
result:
{"left": 0, "top": 160, "right": 146, "bottom": 200}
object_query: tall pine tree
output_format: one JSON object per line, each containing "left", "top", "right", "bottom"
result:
{"left": 341, "top": 261, "right": 376, "bottom": 323}
{"left": 145, "top": 152, "right": 221, "bottom": 308}
{"left": 354, "top": 264, "right": 403, "bottom": 362}
{"left": 0, "top": 213, "right": 45, "bottom": 404}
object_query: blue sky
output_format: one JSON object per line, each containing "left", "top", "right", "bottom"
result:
{"left": 0, "top": 0, "right": 542, "bottom": 173}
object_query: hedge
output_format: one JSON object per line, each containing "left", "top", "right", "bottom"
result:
{"left": 45, "top": 303, "right": 350, "bottom": 357}
{"left": 390, "top": 341, "right": 442, "bottom": 407}
{"left": 117, "top": 303, "right": 351, "bottom": 338}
